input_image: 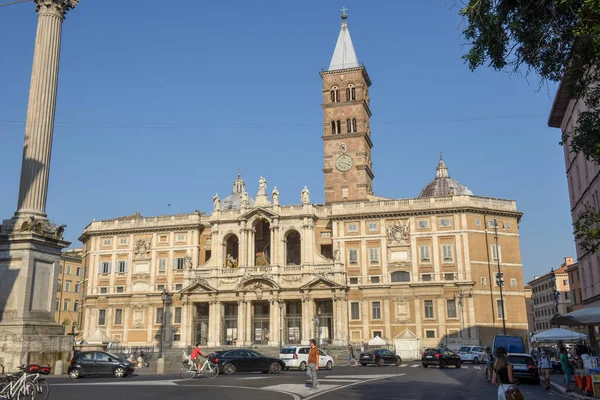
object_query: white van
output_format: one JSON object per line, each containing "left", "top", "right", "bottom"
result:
{"left": 279, "top": 346, "right": 334, "bottom": 371}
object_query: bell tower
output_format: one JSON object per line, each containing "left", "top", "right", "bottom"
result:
{"left": 321, "top": 9, "right": 373, "bottom": 204}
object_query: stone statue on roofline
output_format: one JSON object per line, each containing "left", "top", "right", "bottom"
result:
{"left": 301, "top": 186, "right": 310, "bottom": 204}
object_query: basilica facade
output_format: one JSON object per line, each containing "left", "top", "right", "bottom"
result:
{"left": 79, "top": 13, "right": 528, "bottom": 352}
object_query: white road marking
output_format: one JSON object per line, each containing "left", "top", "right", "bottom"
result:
{"left": 400, "top": 364, "right": 409, "bottom": 367}
{"left": 462, "top": 366, "right": 468, "bottom": 369}
{"left": 261, "top": 383, "right": 339, "bottom": 397}
{"left": 319, "top": 379, "right": 361, "bottom": 382}
{"left": 474, "top": 366, "right": 482, "bottom": 370}
{"left": 320, "top": 374, "right": 397, "bottom": 379}
{"left": 52, "top": 380, "right": 181, "bottom": 386}
{"left": 237, "top": 377, "right": 270, "bottom": 380}
{"left": 411, "top": 364, "right": 420, "bottom": 368}
{"left": 304, "top": 373, "right": 406, "bottom": 400}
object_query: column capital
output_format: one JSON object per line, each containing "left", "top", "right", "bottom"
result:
{"left": 35, "top": 0, "right": 78, "bottom": 19}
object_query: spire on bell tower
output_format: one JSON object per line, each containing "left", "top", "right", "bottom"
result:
{"left": 232, "top": 170, "right": 245, "bottom": 194}
{"left": 328, "top": 7, "right": 360, "bottom": 71}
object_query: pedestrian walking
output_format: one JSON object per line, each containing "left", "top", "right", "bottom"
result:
{"left": 348, "top": 344, "right": 355, "bottom": 365}
{"left": 491, "top": 346, "right": 522, "bottom": 400}
{"left": 537, "top": 348, "right": 552, "bottom": 390}
{"left": 307, "top": 339, "right": 319, "bottom": 389}
{"left": 560, "top": 346, "right": 573, "bottom": 393}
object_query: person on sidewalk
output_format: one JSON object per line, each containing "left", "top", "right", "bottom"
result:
{"left": 560, "top": 346, "right": 573, "bottom": 393}
{"left": 348, "top": 344, "right": 355, "bottom": 365}
{"left": 307, "top": 339, "right": 319, "bottom": 389}
{"left": 537, "top": 348, "right": 552, "bottom": 390}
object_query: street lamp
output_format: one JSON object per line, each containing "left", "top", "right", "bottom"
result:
{"left": 492, "top": 218, "right": 507, "bottom": 335}
{"left": 159, "top": 289, "right": 170, "bottom": 359}
{"left": 550, "top": 268, "right": 560, "bottom": 314}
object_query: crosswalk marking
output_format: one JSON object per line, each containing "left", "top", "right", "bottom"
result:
{"left": 474, "top": 366, "right": 482, "bottom": 370}
{"left": 321, "top": 374, "right": 397, "bottom": 379}
{"left": 320, "top": 379, "right": 361, "bottom": 382}
{"left": 411, "top": 364, "right": 420, "bottom": 368}
{"left": 263, "top": 383, "right": 338, "bottom": 397}
{"left": 237, "top": 376, "right": 270, "bottom": 380}
{"left": 400, "top": 364, "right": 409, "bottom": 367}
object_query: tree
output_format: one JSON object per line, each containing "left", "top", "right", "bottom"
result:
{"left": 459, "top": 0, "right": 600, "bottom": 253}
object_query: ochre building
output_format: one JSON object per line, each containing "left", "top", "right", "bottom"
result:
{"left": 79, "top": 14, "right": 528, "bottom": 355}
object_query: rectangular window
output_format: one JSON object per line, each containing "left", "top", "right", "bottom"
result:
{"left": 369, "top": 248, "right": 379, "bottom": 264}
{"left": 75, "top": 282, "right": 80, "bottom": 293}
{"left": 98, "top": 309, "right": 106, "bottom": 325}
{"left": 439, "top": 218, "right": 451, "bottom": 228}
{"left": 421, "top": 274, "right": 432, "bottom": 281}
{"left": 372, "top": 302, "right": 381, "bottom": 320}
{"left": 159, "top": 235, "right": 168, "bottom": 243}
{"left": 103, "top": 239, "right": 111, "bottom": 247}
{"left": 418, "top": 220, "right": 429, "bottom": 229}
{"left": 349, "top": 277, "right": 359, "bottom": 285}
{"left": 175, "top": 284, "right": 183, "bottom": 291}
{"left": 176, "top": 233, "right": 186, "bottom": 242}
{"left": 119, "top": 237, "right": 128, "bottom": 245}
{"left": 76, "top": 267, "right": 81, "bottom": 276}
{"left": 66, "top": 265, "right": 72, "bottom": 275}
{"left": 350, "top": 302, "right": 360, "bottom": 320}
{"left": 424, "top": 300, "right": 434, "bottom": 319}
{"left": 173, "top": 334, "right": 181, "bottom": 342}
{"left": 505, "top": 222, "right": 512, "bottom": 229}
{"left": 116, "top": 286, "right": 124, "bottom": 293}
{"left": 510, "top": 278, "right": 517, "bottom": 287}
{"left": 347, "top": 223, "right": 358, "bottom": 233}
{"left": 57, "top": 282, "right": 61, "bottom": 292}
{"left": 563, "top": 279, "right": 568, "bottom": 286}
{"left": 425, "top": 330, "right": 435, "bottom": 338}
{"left": 441, "top": 244, "right": 453, "bottom": 263}
{"left": 488, "top": 220, "right": 498, "bottom": 228}
{"left": 175, "top": 258, "right": 185, "bottom": 270}
{"left": 65, "top": 281, "right": 71, "bottom": 292}
{"left": 100, "top": 287, "right": 108, "bottom": 294}
{"left": 348, "top": 249, "right": 358, "bottom": 265}
{"left": 100, "top": 262, "right": 110, "bottom": 274}
{"left": 419, "top": 246, "right": 431, "bottom": 262}
{"left": 371, "top": 276, "right": 380, "bottom": 284}
{"left": 320, "top": 232, "right": 331, "bottom": 238}
{"left": 156, "top": 308, "right": 164, "bottom": 324}
{"left": 475, "top": 219, "right": 481, "bottom": 226}
{"left": 368, "top": 222, "right": 378, "bottom": 231}
{"left": 447, "top": 299, "right": 457, "bottom": 318}
{"left": 114, "top": 309, "right": 123, "bottom": 325}
{"left": 157, "top": 284, "right": 165, "bottom": 292}
{"left": 491, "top": 244, "right": 500, "bottom": 261}
{"left": 444, "top": 273, "right": 454, "bottom": 281}
{"left": 158, "top": 258, "right": 167, "bottom": 272}
{"left": 117, "top": 260, "right": 127, "bottom": 273}
{"left": 63, "top": 299, "right": 69, "bottom": 311}
{"left": 496, "top": 299, "right": 505, "bottom": 319}
{"left": 174, "top": 307, "right": 182, "bottom": 324}
{"left": 73, "top": 301, "right": 79, "bottom": 312}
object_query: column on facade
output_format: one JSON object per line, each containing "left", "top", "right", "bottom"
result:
{"left": 270, "top": 226, "right": 276, "bottom": 266}
{"left": 237, "top": 300, "right": 245, "bottom": 346}
{"left": 383, "top": 299, "right": 391, "bottom": 341}
{"left": 269, "top": 300, "right": 279, "bottom": 346}
{"left": 437, "top": 297, "right": 446, "bottom": 340}
{"left": 361, "top": 300, "right": 369, "bottom": 340}
{"left": 245, "top": 301, "right": 252, "bottom": 345}
{"left": 147, "top": 305, "right": 154, "bottom": 344}
{"left": 301, "top": 297, "right": 313, "bottom": 343}
{"left": 468, "top": 296, "right": 477, "bottom": 339}
{"left": 123, "top": 307, "right": 130, "bottom": 343}
{"left": 249, "top": 230, "right": 255, "bottom": 267}
{"left": 239, "top": 228, "right": 247, "bottom": 267}
{"left": 414, "top": 298, "right": 422, "bottom": 340}
{"left": 180, "top": 302, "right": 188, "bottom": 347}
{"left": 185, "top": 303, "right": 195, "bottom": 346}
{"left": 207, "top": 301, "right": 221, "bottom": 347}
{"left": 84, "top": 307, "right": 91, "bottom": 336}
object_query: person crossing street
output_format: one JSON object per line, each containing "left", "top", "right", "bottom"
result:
{"left": 307, "top": 339, "right": 319, "bottom": 389}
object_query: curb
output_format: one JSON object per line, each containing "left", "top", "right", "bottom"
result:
{"left": 550, "top": 381, "right": 590, "bottom": 399}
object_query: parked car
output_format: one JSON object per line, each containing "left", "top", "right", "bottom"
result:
{"left": 458, "top": 346, "right": 487, "bottom": 364}
{"left": 421, "top": 347, "right": 462, "bottom": 368}
{"left": 209, "top": 349, "right": 285, "bottom": 375}
{"left": 68, "top": 351, "right": 135, "bottom": 379}
{"left": 279, "top": 346, "right": 334, "bottom": 371}
{"left": 359, "top": 349, "right": 402, "bottom": 367}
{"left": 507, "top": 353, "right": 540, "bottom": 384}
{"left": 493, "top": 334, "right": 526, "bottom": 354}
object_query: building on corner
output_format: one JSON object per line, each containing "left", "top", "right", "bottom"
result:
{"left": 55, "top": 249, "right": 84, "bottom": 334}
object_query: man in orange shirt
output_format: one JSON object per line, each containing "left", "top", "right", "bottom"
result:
{"left": 190, "top": 342, "right": 208, "bottom": 368}
{"left": 307, "top": 339, "right": 319, "bottom": 389}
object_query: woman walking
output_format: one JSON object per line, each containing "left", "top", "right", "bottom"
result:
{"left": 491, "top": 347, "right": 515, "bottom": 400}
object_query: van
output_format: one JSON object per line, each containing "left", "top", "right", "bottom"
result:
{"left": 492, "top": 334, "right": 526, "bottom": 354}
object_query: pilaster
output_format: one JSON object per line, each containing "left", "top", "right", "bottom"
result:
{"left": 237, "top": 300, "right": 245, "bottom": 347}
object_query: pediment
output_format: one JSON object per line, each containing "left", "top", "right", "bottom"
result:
{"left": 180, "top": 277, "right": 217, "bottom": 294}
{"left": 300, "top": 275, "right": 343, "bottom": 290}
{"left": 239, "top": 207, "right": 279, "bottom": 221}
{"left": 235, "top": 276, "right": 280, "bottom": 291}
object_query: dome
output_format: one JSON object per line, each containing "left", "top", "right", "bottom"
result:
{"left": 418, "top": 156, "right": 472, "bottom": 198}
{"left": 220, "top": 172, "right": 254, "bottom": 210}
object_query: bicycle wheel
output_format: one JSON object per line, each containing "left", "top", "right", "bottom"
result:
{"left": 17, "top": 381, "right": 36, "bottom": 400}
{"left": 203, "top": 362, "right": 219, "bottom": 380}
{"left": 35, "top": 380, "right": 49, "bottom": 400}
{"left": 180, "top": 365, "right": 196, "bottom": 380}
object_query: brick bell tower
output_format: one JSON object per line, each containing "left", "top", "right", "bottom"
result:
{"left": 321, "top": 9, "right": 373, "bottom": 204}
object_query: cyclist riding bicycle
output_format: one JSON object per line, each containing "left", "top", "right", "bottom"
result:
{"left": 191, "top": 342, "right": 208, "bottom": 368}
{"left": 485, "top": 346, "right": 495, "bottom": 382}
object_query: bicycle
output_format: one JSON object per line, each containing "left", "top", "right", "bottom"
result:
{"left": 25, "top": 372, "right": 49, "bottom": 400}
{"left": 0, "top": 370, "right": 37, "bottom": 399}
{"left": 180, "top": 358, "right": 219, "bottom": 379}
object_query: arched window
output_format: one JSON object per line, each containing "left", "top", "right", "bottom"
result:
{"left": 335, "top": 90, "right": 340, "bottom": 102}
{"left": 351, "top": 87, "right": 356, "bottom": 100}
{"left": 330, "top": 90, "right": 335, "bottom": 102}
{"left": 391, "top": 271, "right": 410, "bottom": 282}
{"left": 346, "top": 88, "right": 351, "bottom": 101}
{"left": 352, "top": 118, "right": 357, "bottom": 132}
{"left": 331, "top": 87, "right": 340, "bottom": 103}
{"left": 331, "top": 121, "right": 336, "bottom": 135}
{"left": 346, "top": 119, "right": 352, "bottom": 133}
{"left": 286, "top": 230, "right": 301, "bottom": 265}
{"left": 336, "top": 120, "right": 341, "bottom": 134}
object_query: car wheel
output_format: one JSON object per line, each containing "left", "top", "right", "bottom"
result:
{"left": 326, "top": 361, "right": 333, "bottom": 370}
{"left": 456, "top": 361, "right": 462, "bottom": 369}
{"left": 439, "top": 360, "right": 447, "bottom": 369}
{"left": 473, "top": 357, "right": 479, "bottom": 364}
{"left": 361, "top": 363, "right": 367, "bottom": 367}
{"left": 422, "top": 364, "right": 429, "bottom": 368}
{"left": 223, "top": 363, "right": 236, "bottom": 375}
{"left": 284, "top": 367, "right": 289, "bottom": 371}
{"left": 378, "top": 358, "right": 385, "bottom": 367}
{"left": 299, "top": 361, "right": 307, "bottom": 371}
{"left": 113, "top": 367, "right": 126, "bottom": 378}
{"left": 269, "top": 362, "right": 282, "bottom": 374}
{"left": 68, "top": 369, "right": 81, "bottom": 379}
{"left": 395, "top": 358, "right": 401, "bottom": 366}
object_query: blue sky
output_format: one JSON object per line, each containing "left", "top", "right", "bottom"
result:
{"left": 0, "top": 0, "right": 574, "bottom": 281}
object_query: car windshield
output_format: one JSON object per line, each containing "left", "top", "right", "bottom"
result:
{"left": 105, "top": 352, "right": 121, "bottom": 360}
{"left": 280, "top": 348, "right": 296, "bottom": 354}
{"left": 424, "top": 348, "right": 439, "bottom": 355}
{"left": 459, "top": 347, "right": 471, "bottom": 353}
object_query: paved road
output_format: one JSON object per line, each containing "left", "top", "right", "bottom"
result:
{"left": 48, "top": 362, "right": 566, "bottom": 400}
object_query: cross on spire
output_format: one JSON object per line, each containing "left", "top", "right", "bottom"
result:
{"left": 341, "top": 6, "right": 347, "bottom": 19}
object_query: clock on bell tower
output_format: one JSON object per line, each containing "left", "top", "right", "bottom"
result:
{"left": 321, "top": 10, "right": 374, "bottom": 204}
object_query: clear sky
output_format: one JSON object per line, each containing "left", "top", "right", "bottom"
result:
{"left": 0, "top": 0, "right": 574, "bottom": 282}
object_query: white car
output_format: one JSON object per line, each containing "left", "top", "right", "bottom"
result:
{"left": 458, "top": 346, "right": 487, "bottom": 364}
{"left": 279, "top": 346, "right": 334, "bottom": 371}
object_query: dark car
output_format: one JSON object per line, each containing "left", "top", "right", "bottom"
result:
{"left": 359, "top": 349, "right": 402, "bottom": 367}
{"left": 508, "top": 353, "right": 540, "bottom": 384}
{"left": 209, "top": 349, "right": 285, "bottom": 375}
{"left": 68, "top": 351, "right": 135, "bottom": 379}
{"left": 421, "top": 347, "right": 462, "bottom": 368}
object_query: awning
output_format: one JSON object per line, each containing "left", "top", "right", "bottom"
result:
{"left": 550, "top": 307, "right": 600, "bottom": 327}
{"left": 531, "top": 327, "right": 587, "bottom": 343}
{"left": 368, "top": 336, "right": 387, "bottom": 345}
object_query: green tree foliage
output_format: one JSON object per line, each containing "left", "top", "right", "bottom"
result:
{"left": 460, "top": 0, "right": 600, "bottom": 253}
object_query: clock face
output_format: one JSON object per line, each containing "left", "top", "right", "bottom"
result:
{"left": 336, "top": 154, "right": 353, "bottom": 172}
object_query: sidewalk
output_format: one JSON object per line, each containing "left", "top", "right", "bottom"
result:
{"left": 550, "top": 373, "right": 593, "bottom": 399}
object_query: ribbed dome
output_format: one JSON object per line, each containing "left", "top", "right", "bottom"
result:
{"left": 220, "top": 172, "right": 254, "bottom": 210}
{"left": 418, "top": 157, "right": 472, "bottom": 198}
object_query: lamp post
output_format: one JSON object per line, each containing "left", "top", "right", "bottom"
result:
{"left": 159, "top": 289, "right": 169, "bottom": 359}
{"left": 550, "top": 268, "right": 560, "bottom": 314}
{"left": 492, "top": 218, "right": 507, "bottom": 335}
{"left": 454, "top": 289, "right": 472, "bottom": 339}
